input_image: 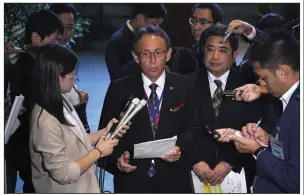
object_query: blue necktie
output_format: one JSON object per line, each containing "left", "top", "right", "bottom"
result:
{"left": 148, "top": 83, "right": 159, "bottom": 177}
{"left": 148, "top": 83, "right": 160, "bottom": 133}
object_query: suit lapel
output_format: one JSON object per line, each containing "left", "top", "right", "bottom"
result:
{"left": 130, "top": 73, "right": 154, "bottom": 139}
{"left": 217, "top": 69, "right": 238, "bottom": 119}
{"left": 197, "top": 70, "right": 217, "bottom": 121}
{"left": 276, "top": 85, "right": 300, "bottom": 124}
{"left": 62, "top": 95, "right": 91, "bottom": 151}
{"left": 156, "top": 72, "right": 174, "bottom": 138}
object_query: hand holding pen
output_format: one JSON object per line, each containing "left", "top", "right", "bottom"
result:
{"left": 241, "top": 119, "right": 269, "bottom": 146}
{"left": 250, "top": 118, "right": 263, "bottom": 135}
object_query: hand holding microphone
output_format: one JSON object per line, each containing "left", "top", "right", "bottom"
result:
{"left": 105, "top": 97, "right": 147, "bottom": 140}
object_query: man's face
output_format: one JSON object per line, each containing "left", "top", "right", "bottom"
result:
{"left": 203, "top": 35, "right": 237, "bottom": 77}
{"left": 253, "top": 62, "right": 284, "bottom": 97}
{"left": 141, "top": 16, "right": 163, "bottom": 28}
{"left": 32, "top": 30, "right": 59, "bottom": 47}
{"left": 57, "top": 12, "right": 75, "bottom": 45}
{"left": 190, "top": 8, "right": 214, "bottom": 42}
{"left": 132, "top": 34, "right": 172, "bottom": 82}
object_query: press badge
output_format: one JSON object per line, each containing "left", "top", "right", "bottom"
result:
{"left": 270, "top": 136, "right": 284, "bottom": 160}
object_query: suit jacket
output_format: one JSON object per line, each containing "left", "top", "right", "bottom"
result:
{"left": 254, "top": 87, "right": 300, "bottom": 193}
{"left": 29, "top": 95, "right": 99, "bottom": 193}
{"left": 188, "top": 69, "right": 262, "bottom": 172}
{"left": 105, "top": 24, "right": 135, "bottom": 81}
{"left": 98, "top": 71, "right": 194, "bottom": 193}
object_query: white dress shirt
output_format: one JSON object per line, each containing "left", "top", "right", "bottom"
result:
{"left": 126, "top": 20, "right": 136, "bottom": 34}
{"left": 208, "top": 70, "right": 230, "bottom": 97}
{"left": 142, "top": 71, "right": 166, "bottom": 109}
{"left": 62, "top": 95, "right": 85, "bottom": 142}
{"left": 280, "top": 81, "right": 299, "bottom": 112}
{"left": 142, "top": 71, "right": 166, "bottom": 164}
{"left": 64, "top": 85, "right": 80, "bottom": 106}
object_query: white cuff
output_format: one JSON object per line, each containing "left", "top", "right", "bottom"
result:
{"left": 243, "top": 25, "right": 256, "bottom": 40}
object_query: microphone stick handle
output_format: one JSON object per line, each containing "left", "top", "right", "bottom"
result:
{"left": 110, "top": 101, "right": 146, "bottom": 140}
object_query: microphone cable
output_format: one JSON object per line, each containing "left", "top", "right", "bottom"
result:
{"left": 99, "top": 156, "right": 111, "bottom": 193}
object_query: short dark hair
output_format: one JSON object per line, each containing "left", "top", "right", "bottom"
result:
{"left": 247, "top": 31, "right": 299, "bottom": 72}
{"left": 49, "top": 3, "right": 78, "bottom": 20}
{"left": 131, "top": 3, "right": 167, "bottom": 20}
{"left": 133, "top": 25, "right": 171, "bottom": 50}
{"left": 197, "top": 24, "right": 239, "bottom": 66}
{"left": 31, "top": 44, "right": 79, "bottom": 125}
{"left": 256, "top": 13, "right": 286, "bottom": 33}
{"left": 24, "top": 9, "right": 64, "bottom": 45}
{"left": 190, "top": 3, "right": 223, "bottom": 24}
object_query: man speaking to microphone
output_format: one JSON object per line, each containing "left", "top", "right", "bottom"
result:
{"left": 98, "top": 26, "right": 194, "bottom": 193}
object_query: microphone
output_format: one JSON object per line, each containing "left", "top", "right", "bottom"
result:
{"left": 108, "top": 99, "right": 147, "bottom": 140}
{"left": 105, "top": 97, "right": 140, "bottom": 140}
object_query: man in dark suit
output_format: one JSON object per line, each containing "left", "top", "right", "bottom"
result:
{"left": 189, "top": 4, "right": 261, "bottom": 68}
{"left": 105, "top": 4, "right": 167, "bottom": 81}
{"left": 223, "top": 31, "right": 300, "bottom": 193}
{"left": 99, "top": 26, "right": 193, "bottom": 193}
{"left": 189, "top": 3, "right": 223, "bottom": 59}
{"left": 49, "top": 3, "right": 91, "bottom": 133}
{"left": 188, "top": 24, "right": 261, "bottom": 190}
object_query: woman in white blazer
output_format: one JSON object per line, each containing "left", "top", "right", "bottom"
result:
{"left": 29, "top": 44, "right": 128, "bottom": 193}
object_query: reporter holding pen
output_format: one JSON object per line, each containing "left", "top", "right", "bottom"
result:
{"left": 28, "top": 44, "right": 129, "bottom": 193}
{"left": 216, "top": 31, "right": 300, "bottom": 193}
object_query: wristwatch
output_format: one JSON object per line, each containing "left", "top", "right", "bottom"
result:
{"left": 253, "top": 146, "right": 266, "bottom": 159}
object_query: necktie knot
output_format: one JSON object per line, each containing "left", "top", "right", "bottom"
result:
{"left": 214, "top": 79, "right": 222, "bottom": 88}
{"left": 149, "top": 83, "right": 158, "bottom": 93}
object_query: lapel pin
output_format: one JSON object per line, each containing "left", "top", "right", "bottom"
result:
{"left": 170, "top": 86, "right": 174, "bottom": 90}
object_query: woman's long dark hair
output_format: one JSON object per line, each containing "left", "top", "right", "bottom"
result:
{"left": 31, "top": 44, "right": 79, "bottom": 125}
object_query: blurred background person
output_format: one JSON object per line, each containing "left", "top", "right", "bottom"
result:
{"left": 50, "top": 3, "right": 91, "bottom": 133}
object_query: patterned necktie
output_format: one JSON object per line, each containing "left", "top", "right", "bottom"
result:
{"left": 148, "top": 83, "right": 160, "bottom": 132}
{"left": 212, "top": 80, "right": 223, "bottom": 117}
{"left": 148, "top": 83, "right": 159, "bottom": 177}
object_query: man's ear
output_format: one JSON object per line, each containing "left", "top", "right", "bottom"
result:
{"left": 232, "top": 50, "right": 239, "bottom": 62}
{"left": 277, "top": 65, "right": 290, "bottom": 80}
{"left": 132, "top": 51, "right": 140, "bottom": 64}
{"left": 165, "top": 48, "right": 172, "bottom": 63}
{"left": 135, "top": 14, "right": 146, "bottom": 28}
{"left": 31, "top": 32, "right": 41, "bottom": 44}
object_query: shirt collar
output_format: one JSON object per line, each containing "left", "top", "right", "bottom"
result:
{"left": 207, "top": 70, "right": 230, "bottom": 87}
{"left": 126, "top": 20, "right": 136, "bottom": 34}
{"left": 280, "top": 81, "right": 299, "bottom": 105}
{"left": 142, "top": 70, "right": 166, "bottom": 91}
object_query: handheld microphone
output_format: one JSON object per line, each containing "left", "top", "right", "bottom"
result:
{"left": 109, "top": 99, "right": 147, "bottom": 140}
{"left": 105, "top": 97, "right": 140, "bottom": 140}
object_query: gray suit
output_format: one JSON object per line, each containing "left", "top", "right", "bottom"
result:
{"left": 29, "top": 95, "right": 99, "bottom": 193}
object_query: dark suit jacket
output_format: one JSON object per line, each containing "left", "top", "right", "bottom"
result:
{"left": 98, "top": 71, "right": 194, "bottom": 193}
{"left": 113, "top": 59, "right": 141, "bottom": 81}
{"left": 105, "top": 24, "right": 134, "bottom": 81}
{"left": 188, "top": 69, "right": 262, "bottom": 172}
{"left": 254, "top": 86, "right": 300, "bottom": 193}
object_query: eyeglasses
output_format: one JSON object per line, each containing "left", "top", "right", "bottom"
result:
{"left": 136, "top": 50, "right": 168, "bottom": 58}
{"left": 189, "top": 17, "right": 214, "bottom": 25}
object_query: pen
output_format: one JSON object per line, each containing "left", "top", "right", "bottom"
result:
{"left": 220, "top": 31, "right": 232, "bottom": 44}
{"left": 251, "top": 118, "right": 263, "bottom": 134}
